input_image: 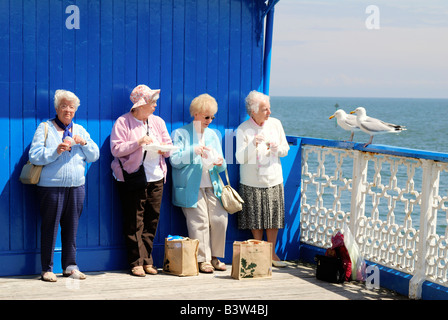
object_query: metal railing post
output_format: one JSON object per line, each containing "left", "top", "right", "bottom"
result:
{"left": 409, "top": 159, "right": 439, "bottom": 299}
{"left": 349, "top": 151, "right": 368, "bottom": 239}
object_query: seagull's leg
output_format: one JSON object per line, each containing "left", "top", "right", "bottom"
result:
{"left": 348, "top": 132, "right": 354, "bottom": 142}
{"left": 364, "top": 135, "right": 373, "bottom": 147}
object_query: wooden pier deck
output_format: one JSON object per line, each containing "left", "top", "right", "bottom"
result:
{"left": 0, "top": 261, "right": 406, "bottom": 301}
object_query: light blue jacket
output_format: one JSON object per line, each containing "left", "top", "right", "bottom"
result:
{"left": 170, "top": 122, "right": 226, "bottom": 208}
{"left": 29, "top": 120, "right": 100, "bottom": 187}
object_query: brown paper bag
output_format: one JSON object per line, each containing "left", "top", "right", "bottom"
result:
{"left": 163, "top": 237, "right": 199, "bottom": 276}
{"left": 231, "top": 240, "right": 272, "bottom": 280}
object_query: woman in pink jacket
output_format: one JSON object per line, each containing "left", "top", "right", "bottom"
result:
{"left": 110, "top": 85, "right": 173, "bottom": 277}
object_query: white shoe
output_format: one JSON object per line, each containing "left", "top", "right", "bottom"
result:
{"left": 272, "top": 260, "right": 287, "bottom": 268}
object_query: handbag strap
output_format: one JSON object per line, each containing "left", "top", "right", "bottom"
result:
{"left": 218, "top": 168, "right": 231, "bottom": 187}
{"left": 118, "top": 121, "right": 149, "bottom": 172}
{"left": 118, "top": 150, "right": 147, "bottom": 171}
{"left": 43, "top": 122, "right": 48, "bottom": 146}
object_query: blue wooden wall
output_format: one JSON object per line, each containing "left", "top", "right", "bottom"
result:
{"left": 0, "top": 0, "right": 299, "bottom": 277}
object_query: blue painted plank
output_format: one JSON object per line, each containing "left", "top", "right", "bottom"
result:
{"left": 74, "top": 0, "right": 90, "bottom": 248}
{"left": 149, "top": 0, "right": 162, "bottom": 103}
{"left": 184, "top": 0, "right": 197, "bottom": 113}
{"left": 159, "top": 0, "right": 176, "bottom": 238}
{"left": 49, "top": 0, "right": 63, "bottom": 98}
{"left": 36, "top": 0, "right": 50, "bottom": 120}
{"left": 9, "top": 0, "right": 25, "bottom": 252}
{"left": 23, "top": 0, "right": 38, "bottom": 251}
{"left": 159, "top": 0, "right": 173, "bottom": 132}
{"left": 195, "top": 0, "right": 207, "bottom": 96}
{"left": 86, "top": 0, "right": 101, "bottom": 247}
{"left": 228, "top": 0, "right": 242, "bottom": 128}
{"left": 109, "top": 0, "right": 127, "bottom": 246}
{"left": 124, "top": 0, "right": 138, "bottom": 103}
{"left": 172, "top": 0, "right": 185, "bottom": 129}
{"left": 217, "top": 0, "right": 230, "bottom": 129}
{"left": 62, "top": 2, "right": 75, "bottom": 91}
{"left": 0, "top": 0, "right": 11, "bottom": 252}
{"left": 137, "top": 0, "right": 150, "bottom": 85}
{"left": 251, "top": 0, "right": 264, "bottom": 95}
{"left": 206, "top": 0, "right": 218, "bottom": 100}
{"left": 99, "top": 0, "right": 114, "bottom": 247}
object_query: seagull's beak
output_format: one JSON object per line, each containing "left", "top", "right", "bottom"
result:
{"left": 350, "top": 110, "right": 356, "bottom": 114}
{"left": 329, "top": 115, "right": 335, "bottom": 119}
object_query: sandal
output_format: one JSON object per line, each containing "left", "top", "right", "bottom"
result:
{"left": 41, "top": 271, "right": 57, "bottom": 282}
{"left": 199, "top": 262, "right": 214, "bottom": 273}
{"left": 211, "top": 258, "right": 227, "bottom": 271}
{"left": 63, "top": 269, "right": 87, "bottom": 280}
{"left": 143, "top": 265, "right": 158, "bottom": 275}
{"left": 131, "top": 266, "right": 146, "bottom": 277}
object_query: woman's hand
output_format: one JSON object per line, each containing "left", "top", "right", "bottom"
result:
{"left": 253, "top": 134, "right": 265, "bottom": 146}
{"left": 158, "top": 142, "right": 168, "bottom": 156}
{"left": 213, "top": 156, "right": 224, "bottom": 167}
{"left": 194, "top": 145, "right": 210, "bottom": 158}
{"left": 138, "top": 135, "right": 154, "bottom": 146}
{"left": 73, "top": 135, "right": 87, "bottom": 146}
{"left": 57, "top": 142, "right": 71, "bottom": 154}
{"left": 268, "top": 142, "right": 279, "bottom": 154}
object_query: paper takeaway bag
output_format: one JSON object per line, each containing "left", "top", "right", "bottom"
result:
{"left": 231, "top": 240, "right": 272, "bottom": 280}
{"left": 163, "top": 237, "right": 199, "bottom": 276}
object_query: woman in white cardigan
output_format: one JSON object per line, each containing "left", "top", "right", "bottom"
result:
{"left": 235, "top": 91, "right": 289, "bottom": 267}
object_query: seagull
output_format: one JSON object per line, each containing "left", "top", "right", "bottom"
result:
{"left": 329, "top": 109, "right": 360, "bottom": 141}
{"left": 350, "top": 107, "right": 406, "bottom": 147}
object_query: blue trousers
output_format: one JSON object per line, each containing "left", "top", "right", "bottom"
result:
{"left": 37, "top": 186, "right": 85, "bottom": 272}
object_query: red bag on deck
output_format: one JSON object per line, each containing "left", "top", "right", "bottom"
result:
{"left": 328, "top": 232, "right": 352, "bottom": 281}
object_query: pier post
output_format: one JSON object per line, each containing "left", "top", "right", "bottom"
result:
{"left": 349, "top": 151, "right": 368, "bottom": 240}
{"left": 409, "top": 159, "right": 439, "bottom": 299}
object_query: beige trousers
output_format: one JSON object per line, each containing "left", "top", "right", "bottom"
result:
{"left": 182, "top": 187, "right": 228, "bottom": 262}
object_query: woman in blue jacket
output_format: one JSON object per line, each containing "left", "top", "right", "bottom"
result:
{"left": 29, "top": 90, "right": 100, "bottom": 282}
{"left": 170, "top": 94, "right": 228, "bottom": 273}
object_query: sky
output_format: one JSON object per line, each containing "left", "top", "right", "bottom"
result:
{"left": 269, "top": 0, "right": 448, "bottom": 98}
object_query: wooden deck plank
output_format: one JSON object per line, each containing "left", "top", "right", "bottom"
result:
{"left": 0, "top": 261, "right": 407, "bottom": 301}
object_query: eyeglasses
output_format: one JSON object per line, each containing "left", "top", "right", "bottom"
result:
{"left": 203, "top": 115, "right": 215, "bottom": 120}
{"left": 60, "top": 104, "right": 76, "bottom": 111}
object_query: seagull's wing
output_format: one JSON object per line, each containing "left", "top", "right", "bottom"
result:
{"left": 345, "top": 114, "right": 360, "bottom": 129}
{"left": 360, "top": 116, "right": 404, "bottom": 133}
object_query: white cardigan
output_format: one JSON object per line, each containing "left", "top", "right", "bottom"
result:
{"left": 235, "top": 117, "right": 289, "bottom": 188}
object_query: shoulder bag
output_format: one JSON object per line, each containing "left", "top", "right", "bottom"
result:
{"left": 218, "top": 168, "right": 244, "bottom": 214}
{"left": 19, "top": 122, "right": 48, "bottom": 185}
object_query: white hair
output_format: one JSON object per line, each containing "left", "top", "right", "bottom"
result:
{"left": 54, "top": 89, "right": 80, "bottom": 111}
{"left": 245, "top": 90, "right": 269, "bottom": 115}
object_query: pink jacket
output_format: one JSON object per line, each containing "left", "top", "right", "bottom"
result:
{"left": 110, "top": 112, "right": 172, "bottom": 182}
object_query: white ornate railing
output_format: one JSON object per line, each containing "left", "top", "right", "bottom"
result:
{"left": 298, "top": 137, "right": 448, "bottom": 299}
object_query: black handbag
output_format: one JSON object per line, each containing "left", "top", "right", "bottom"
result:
{"left": 315, "top": 254, "right": 345, "bottom": 283}
{"left": 119, "top": 151, "right": 147, "bottom": 191}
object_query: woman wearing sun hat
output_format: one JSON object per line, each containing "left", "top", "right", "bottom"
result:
{"left": 110, "top": 84, "right": 173, "bottom": 277}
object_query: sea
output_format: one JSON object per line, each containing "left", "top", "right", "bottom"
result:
{"left": 270, "top": 96, "right": 448, "bottom": 235}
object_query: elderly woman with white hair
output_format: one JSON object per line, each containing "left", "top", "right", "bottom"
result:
{"left": 170, "top": 93, "right": 228, "bottom": 273}
{"left": 110, "top": 84, "right": 173, "bottom": 277}
{"left": 235, "top": 90, "right": 289, "bottom": 267}
{"left": 29, "top": 89, "right": 100, "bottom": 281}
